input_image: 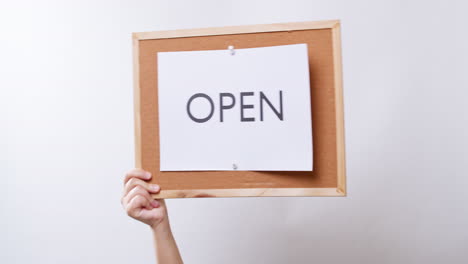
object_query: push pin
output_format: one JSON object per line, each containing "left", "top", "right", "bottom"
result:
{"left": 228, "top": 45, "right": 235, "bottom": 56}
{"left": 232, "top": 163, "right": 238, "bottom": 170}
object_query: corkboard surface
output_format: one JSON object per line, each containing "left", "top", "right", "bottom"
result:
{"left": 135, "top": 21, "right": 345, "bottom": 197}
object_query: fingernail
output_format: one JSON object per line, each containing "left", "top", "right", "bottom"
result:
{"left": 150, "top": 184, "right": 160, "bottom": 191}
{"left": 145, "top": 171, "right": 152, "bottom": 178}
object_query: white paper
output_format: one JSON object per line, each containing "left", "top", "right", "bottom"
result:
{"left": 157, "top": 44, "right": 313, "bottom": 171}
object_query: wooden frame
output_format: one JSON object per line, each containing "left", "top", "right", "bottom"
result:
{"left": 133, "top": 20, "right": 346, "bottom": 198}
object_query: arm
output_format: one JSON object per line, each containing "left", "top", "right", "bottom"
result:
{"left": 121, "top": 169, "right": 183, "bottom": 264}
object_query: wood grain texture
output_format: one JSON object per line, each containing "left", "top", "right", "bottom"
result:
{"left": 152, "top": 188, "right": 343, "bottom": 199}
{"left": 133, "top": 20, "right": 346, "bottom": 198}
{"left": 132, "top": 35, "right": 142, "bottom": 168}
{"left": 134, "top": 20, "right": 340, "bottom": 40}
{"left": 331, "top": 23, "right": 347, "bottom": 195}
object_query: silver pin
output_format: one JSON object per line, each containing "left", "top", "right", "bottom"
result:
{"left": 228, "top": 45, "right": 235, "bottom": 56}
{"left": 232, "top": 163, "right": 238, "bottom": 170}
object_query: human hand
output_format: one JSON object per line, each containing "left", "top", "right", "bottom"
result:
{"left": 121, "top": 169, "right": 168, "bottom": 229}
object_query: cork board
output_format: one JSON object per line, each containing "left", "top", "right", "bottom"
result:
{"left": 133, "top": 20, "right": 346, "bottom": 198}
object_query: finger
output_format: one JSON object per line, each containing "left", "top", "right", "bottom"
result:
{"left": 151, "top": 199, "right": 160, "bottom": 208}
{"left": 139, "top": 207, "right": 164, "bottom": 220}
{"left": 124, "top": 169, "right": 151, "bottom": 184}
{"left": 126, "top": 195, "right": 151, "bottom": 218}
{"left": 155, "top": 199, "right": 166, "bottom": 209}
{"left": 123, "top": 177, "right": 160, "bottom": 196}
{"left": 123, "top": 185, "right": 153, "bottom": 208}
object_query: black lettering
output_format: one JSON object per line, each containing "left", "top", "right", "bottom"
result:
{"left": 240, "top": 92, "right": 255, "bottom": 122}
{"left": 219, "top": 93, "right": 236, "bottom": 122}
{"left": 260, "top": 90, "right": 283, "bottom": 121}
{"left": 186, "top": 93, "right": 214, "bottom": 123}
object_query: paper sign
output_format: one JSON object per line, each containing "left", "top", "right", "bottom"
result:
{"left": 157, "top": 44, "right": 313, "bottom": 171}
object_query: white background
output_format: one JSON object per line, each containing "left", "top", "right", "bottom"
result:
{"left": 1, "top": 1, "right": 467, "bottom": 263}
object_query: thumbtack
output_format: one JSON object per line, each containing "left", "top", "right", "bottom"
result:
{"left": 232, "top": 163, "right": 238, "bottom": 170}
{"left": 228, "top": 45, "right": 235, "bottom": 56}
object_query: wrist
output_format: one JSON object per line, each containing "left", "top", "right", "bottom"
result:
{"left": 151, "top": 218, "right": 171, "bottom": 234}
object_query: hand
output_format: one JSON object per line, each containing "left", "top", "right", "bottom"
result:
{"left": 121, "top": 169, "right": 167, "bottom": 229}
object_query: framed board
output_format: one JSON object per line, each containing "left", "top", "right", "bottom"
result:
{"left": 133, "top": 20, "right": 346, "bottom": 198}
